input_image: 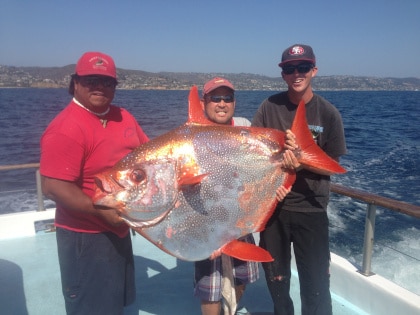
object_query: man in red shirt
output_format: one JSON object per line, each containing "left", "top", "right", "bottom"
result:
{"left": 40, "top": 51, "right": 149, "bottom": 315}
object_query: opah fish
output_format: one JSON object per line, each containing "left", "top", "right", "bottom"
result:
{"left": 92, "top": 86, "right": 346, "bottom": 262}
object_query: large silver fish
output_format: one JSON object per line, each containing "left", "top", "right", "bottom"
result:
{"left": 92, "top": 86, "right": 346, "bottom": 262}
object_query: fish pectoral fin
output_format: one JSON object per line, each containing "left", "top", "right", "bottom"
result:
{"left": 179, "top": 173, "right": 209, "bottom": 188}
{"left": 220, "top": 239, "right": 274, "bottom": 262}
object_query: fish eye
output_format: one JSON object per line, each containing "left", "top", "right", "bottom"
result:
{"left": 130, "top": 169, "right": 146, "bottom": 183}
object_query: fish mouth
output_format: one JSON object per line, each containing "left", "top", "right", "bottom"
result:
{"left": 92, "top": 174, "right": 126, "bottom": 210}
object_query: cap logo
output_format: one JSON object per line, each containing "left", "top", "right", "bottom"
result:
{"left": 94, "top": 57, "right": 104, "bottom": 66}
{"left": 88, "top": 56, "right": 109, "bottom": 70}
{"left": 289, "top": 46, "right": 305, "bottom": 56}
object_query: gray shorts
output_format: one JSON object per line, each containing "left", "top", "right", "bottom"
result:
{"left": 56, "top": 227, "right": 135, "bottom": 315}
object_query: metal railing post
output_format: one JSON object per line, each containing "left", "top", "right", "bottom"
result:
{"left": 35, "top": 169, "right": 45, "bottom": 211}
{"left": 360, "top": 203, "right": 377, "bottom": 276}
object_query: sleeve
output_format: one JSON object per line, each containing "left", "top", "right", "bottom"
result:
{"left": 135, "top": 122, "right": 149, "bottom": 144}
{"left": 251, "top": 103, "right": 266, "bottom": 127}
{"left": 122, "top": 108, "right": 149, "bottom": 144}
{"left": 324, "top": 108, "right": 347, "bottom": 159}
{"left": 233, "top": 117, "right": 251, "bottom": 127}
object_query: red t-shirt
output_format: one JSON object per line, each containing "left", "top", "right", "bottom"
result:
{"left": 40, "top": 100, "right": 149, "bottom": 237}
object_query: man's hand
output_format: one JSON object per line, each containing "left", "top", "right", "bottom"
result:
{"left": 283, "top": 130, "right": 302, "bottom": 170}
{"left": 95, "top": 208, "right": 125, "bottom": 227}
{"left": 285, "top": 129, "right": 299, "bottom": 150}
{"left": 282, "top": 149, "right": 301, "bottom": 170}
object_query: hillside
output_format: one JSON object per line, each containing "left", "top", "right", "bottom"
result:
{"left": 0, "top": 65, "right": 419, "bottom": 91}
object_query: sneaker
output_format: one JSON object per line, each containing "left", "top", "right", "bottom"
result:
{"left": 236, "top": 306, "right": 251, "bottom": 315}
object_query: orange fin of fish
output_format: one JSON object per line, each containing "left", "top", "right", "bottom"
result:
{"left": 220, "top": 239, "right": 274, "bottom": 262}
{"left": 187, "top": 86, "right": 218, "bottom": 125}
{"left": 291, "top": 100, "right": 346, "bottom": 174}
{"left": 283, "top": 169, "right": 296, "bottom": 190}
{"left": 179, "top": 173, "right": 209, "bottom": 187}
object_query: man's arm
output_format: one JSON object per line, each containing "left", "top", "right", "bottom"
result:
{"left": 41, "top": 176, "right": 124, "bottom": 227}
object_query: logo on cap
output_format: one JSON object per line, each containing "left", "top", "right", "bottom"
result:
{"left": 289, "top": 46, "right": 305, "bottom": 56}
{"left": 89, "top": 56, "right": 109, "bottom": 69}
{"left": 95, "top": 58, "right": 104, "bottom": 66}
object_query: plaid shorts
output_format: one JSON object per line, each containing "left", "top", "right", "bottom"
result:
{"left": 193, "top": 234, "right": 259, "bottom": 302}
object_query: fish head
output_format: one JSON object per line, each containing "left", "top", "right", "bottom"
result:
{"left": 93, "top": 153, "right": 179, "bottom": 228}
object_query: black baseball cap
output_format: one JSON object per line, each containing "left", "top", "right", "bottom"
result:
{"left": 278, "top": 44, "right": 316, "bottom": 67}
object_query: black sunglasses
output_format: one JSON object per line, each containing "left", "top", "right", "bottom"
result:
{"left": 79, "top": 76, "right": 117, "bottom": 88}
{"left": 207, "top": 95, "right": 235, "bottom": 103}
{"left": 282, "top": 63, "right": 314, "bottom": 75}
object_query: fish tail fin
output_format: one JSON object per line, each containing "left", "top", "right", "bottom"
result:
{"left": 292, "top": 100, "right": 346, "bottom": 174}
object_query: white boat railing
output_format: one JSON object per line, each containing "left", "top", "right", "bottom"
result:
{"left": 330, "top": 183, "right": 420, "bottom": 276}
{"left": 1, "top": 163, "right": 419, "bottom": 278}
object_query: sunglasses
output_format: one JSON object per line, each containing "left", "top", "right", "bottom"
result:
{"left": 79, "top": 76, "right": 117, "bottom": 88}
{"left": 207, "top": 95, "right": 235, "bottom": 103}
{"left": 282, "top": 63, "right": 314, "bottom": 75}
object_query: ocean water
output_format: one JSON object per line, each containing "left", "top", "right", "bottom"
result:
{"left": 0, "top": 88, "right": 419, "bottom": 294}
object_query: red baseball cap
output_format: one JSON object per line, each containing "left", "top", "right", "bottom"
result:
{"left": 75, "top": 52, "right": 117, "bottom": 78}
{"left": 203, "top": 77, "right": 235, "bottom": 95}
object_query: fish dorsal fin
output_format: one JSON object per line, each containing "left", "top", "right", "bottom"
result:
{"left": 291, "top": 100, "right": 346, "bottom": 174}
{"left": 187, "top": 86, "right": 218, "bottom": 126}
{"left": 220, "top": 239, "right": 274, "bottom": 262}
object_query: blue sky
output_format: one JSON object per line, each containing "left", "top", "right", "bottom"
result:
{"left": 1, "top": 0, "right": 419, "bottom": 78}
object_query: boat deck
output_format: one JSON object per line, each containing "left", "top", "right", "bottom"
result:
{"left": 0, "top": 211, "right": 365, "bottom": 315}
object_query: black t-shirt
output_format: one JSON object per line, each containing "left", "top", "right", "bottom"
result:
{"left": 252, "top": 92, "right": 347, "bottom": 212}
